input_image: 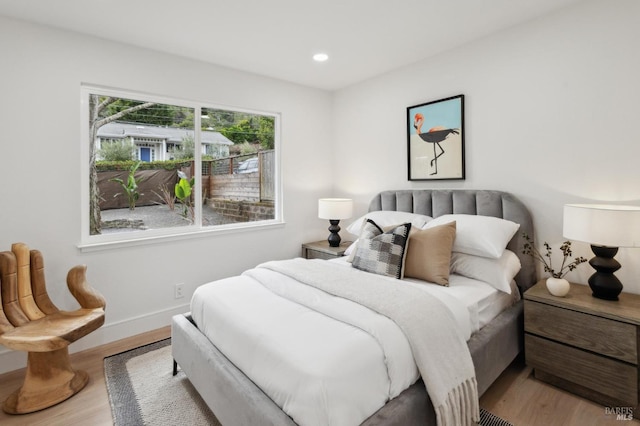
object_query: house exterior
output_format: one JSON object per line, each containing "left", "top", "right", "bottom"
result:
{"left": 96, "top": 121, "right": 233, "bottom": 161}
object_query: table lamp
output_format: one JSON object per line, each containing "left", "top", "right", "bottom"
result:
{"left": 318, "top": 198, "right": 353, "bottom": 247}
{"left": 563, "top": 204, "right": 640, "bottom": 300}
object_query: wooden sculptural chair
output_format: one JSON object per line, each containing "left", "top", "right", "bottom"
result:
{"left": 0, "top": 242, "right": 106, "bottom": 414}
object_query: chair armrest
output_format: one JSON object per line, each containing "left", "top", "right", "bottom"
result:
{"left": 66, "top": 265, "right": 106, "bottom": 310}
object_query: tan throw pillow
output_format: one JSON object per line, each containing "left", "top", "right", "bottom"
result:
{"left": 403, "top": 221, "right": 456, "bottom": 286}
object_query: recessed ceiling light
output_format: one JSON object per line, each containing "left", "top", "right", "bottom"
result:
{"left": 313, "top": 53, "right": 329, "bottom": 62}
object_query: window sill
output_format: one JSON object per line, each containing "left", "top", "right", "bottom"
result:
{"left": 78, "top": 219, "right": 285, "bottom": 253}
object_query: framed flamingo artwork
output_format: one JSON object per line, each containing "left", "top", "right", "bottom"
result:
{"left": 407, "top": 94, "right": 464, "bottom": 180}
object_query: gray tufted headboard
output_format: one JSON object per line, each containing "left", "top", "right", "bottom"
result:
{"left": 368, "top": 189, "right": 536, "bottom": 292}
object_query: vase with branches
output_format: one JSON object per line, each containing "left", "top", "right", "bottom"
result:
{"left": 522, "top": 233, "right": 587, "bottom": 278}
{"left": 522, "top": 233, "right": 588, "bottom": 296}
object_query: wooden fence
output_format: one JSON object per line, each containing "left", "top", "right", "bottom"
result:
{"left": 98, "top": 168, "right": 184, "bottom": 210}
{"left": 203, "top": 150, "right": 274, "bottom": 202}
{"left": 259, "top": 150, "right": 275, "bottom": 201}
{"left": 97, "top": 150, "right": 274, "bottom": 212}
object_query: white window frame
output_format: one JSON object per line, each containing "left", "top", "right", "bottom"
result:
{"left": 79, "top": 84, "right": 283, "bottom": 252}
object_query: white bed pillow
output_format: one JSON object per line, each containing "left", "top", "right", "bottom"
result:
{"left": 346, "top": 211, "right": 432, "bottom": 236}
{"left": 425, "top": 214, "right": 520, "bottom": 258}
{"left": 344, "top": 240, "right": 357, "bottom": 260}
{"left": 450, "top": 250, "right": 521, "bottom": 294}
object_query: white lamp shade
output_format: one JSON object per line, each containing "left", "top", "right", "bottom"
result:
{"left": 318, "top": 198, "right": 353, "bottom": 220}
{"left": 563, "top": 204, "right": 640, "bottom": 248}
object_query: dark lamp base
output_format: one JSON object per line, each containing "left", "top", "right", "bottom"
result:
{"left": 327, "top": 219, "right": 341, "bottom": 247}
{"left": 588, "top": 245, "right": 622, "bottom": 301}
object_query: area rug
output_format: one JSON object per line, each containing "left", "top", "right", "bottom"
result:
{"left": 479, "top": 408, "right": 514, "bottom": 426}
{"left": 105, "top": 338, "right": 512, "bottom": 426}
{"left": 104, "top": 338, "right": 220, "bottom": 426}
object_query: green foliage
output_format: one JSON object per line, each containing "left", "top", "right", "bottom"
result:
{"left": 175, "top": 170, "right": 195, "bottom": 220}
{"left": 220, "top": 119, "right": 256, "bottom": 144}
{"left": 98, "top": 141, "right": 135, "bottom": 161}
{"left": 153, "top": 183, "right": 175, "bottom": 211}
{"left": 100, "top": 98, "right": 193, "bottom": 127}
{"left": 170, "top": 135, "right": 195, "bottom": 160}
{"left": 174, "top": 175, "right": 193, "bottom": 201}
{"left": 206, "top": 109, "right": 275, "bottom": 149}
{"left": 109, "top": 161, "right": 143, "bottom": 210}
{"left": 96, "top": 159, "right": 191, "bottom": 172}
{"left": 238, "top": 142, "right": 258, "bottom": 155}
{"left": 257, "top": 116, "right": 275, "bottom": 150}
{"left": 202, "top": 108, "right": 235, "bottom": 129}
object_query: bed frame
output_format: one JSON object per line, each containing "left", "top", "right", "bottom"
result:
{"left": 172, "top": 189, "right": 536, "bottom": 425}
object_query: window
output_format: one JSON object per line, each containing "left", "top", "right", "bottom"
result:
{"left": 80, "top": 85, "right": 281, "bottom": 250}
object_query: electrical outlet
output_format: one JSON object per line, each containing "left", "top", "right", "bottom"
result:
{"left": 175, "top": 283, "right": 185, "bottom": 299}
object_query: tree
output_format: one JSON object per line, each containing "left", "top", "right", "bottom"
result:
{"left": 219, "top": 119, "right": 256, "bottom": 144}
{"left": 103, "top": 99, "right": 176, "bottom": 126}
{"left": 89, "top": 95, "right": 155, "bottom": 235}
{"left": 257, "top": 116, "right": 275, "bottom": 150}
{"left": 169, "top": 135, "right": 195, "bottom": 160}
{"left": 208, "top": 110, "right": 275, "bottom": 149}
{"left": 98, "top": 140, "right": 135, "bottom": 161}
{"left": 203, "top": 108, "right": 235, "bottom": 129}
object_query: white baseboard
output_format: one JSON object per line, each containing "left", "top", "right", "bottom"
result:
{"left": 0, "top": 303, "right": 190, "bottom": 375}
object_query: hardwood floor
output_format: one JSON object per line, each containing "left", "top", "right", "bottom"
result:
{"left": 0, "top": 329, "right": 637, "bottom": 425}
{"left": 480, "top": 355, "right": 640, "bottom": 426}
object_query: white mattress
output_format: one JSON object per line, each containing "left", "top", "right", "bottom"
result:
{"left": 190, "top": 259, "right": 518, "bottom": 426}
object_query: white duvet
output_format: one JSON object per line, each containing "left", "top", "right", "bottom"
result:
{"left": 190, "top": 259, "right": 517, "bottom": 426}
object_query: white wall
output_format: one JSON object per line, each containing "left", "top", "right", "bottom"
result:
{"left": 333, "top": 0, "right": 640, "bottom": 293}
{"left": 0, "top": 16, "right": 333, "bottom": 372}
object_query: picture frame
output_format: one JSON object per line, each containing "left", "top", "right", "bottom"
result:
{"left": 407, "top": 94, "right": 464, "bottom": 181}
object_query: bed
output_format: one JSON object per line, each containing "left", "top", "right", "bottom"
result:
{"left": 171, "top": 189, "right": 536, "bottom": 426}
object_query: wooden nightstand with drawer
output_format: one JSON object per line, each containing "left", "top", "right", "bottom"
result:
{"left": 524, "top": 280, "right": 640, "bottom": 416}
{"left": 301, "top": 240, "right": 350, "bottom": 260}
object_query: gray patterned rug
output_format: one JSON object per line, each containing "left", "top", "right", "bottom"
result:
{"left": 104, "top": 339, "right": 513, "bottom": 426}
{"left": 104, "top": 339, "right": 219, "bottom": 425}
{"left": 480, "top": 408, "right": 514, "bottom": 426}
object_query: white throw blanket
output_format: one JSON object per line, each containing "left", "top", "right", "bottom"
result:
{"left": 257, "top": 258, "right": 480, "bottom": 426}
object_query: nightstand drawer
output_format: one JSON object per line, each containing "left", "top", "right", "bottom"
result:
{"left": 525, "top": 300, "right": 637, "bottom": 364}
{"left": 304, "top": 249, "right": 337, "bottom": 260}
{"left": 526, "top": 334, "right": 637, "bottom": 406}
{"left": 301, "top": 241, "right": 348, "bottom": 259}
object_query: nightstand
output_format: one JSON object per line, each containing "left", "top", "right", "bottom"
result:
{"left": 301, "top": 240, "right": 351, "bottom": 260}
{"left": 524, "top": 280, "right": 640, "bottom": 416}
